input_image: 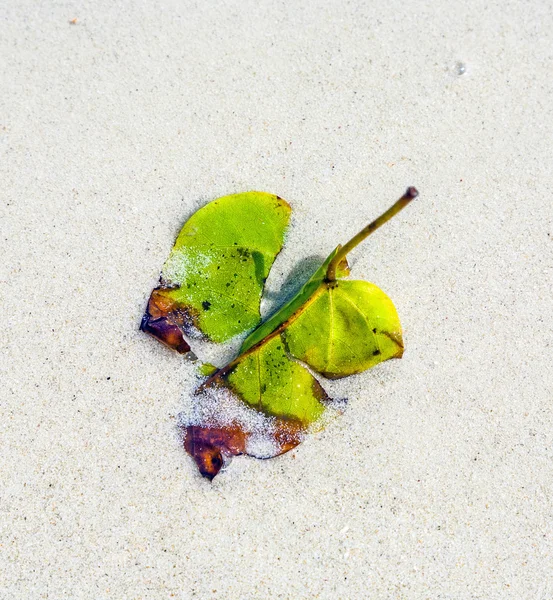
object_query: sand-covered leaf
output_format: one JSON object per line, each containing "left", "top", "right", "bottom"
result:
{"left": 141, "top": 192, "right": 291, "bottom": 353}
{"left": 183, "top": 336, "right": 339, "bottom": 479}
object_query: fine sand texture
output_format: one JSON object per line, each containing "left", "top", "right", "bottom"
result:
{"left": 1, "top": 0, "right": 552, "bottom": 598}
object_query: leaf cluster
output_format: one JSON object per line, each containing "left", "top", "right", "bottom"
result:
{"left": 141, "top": 189, "right": 418, "bottom": 479}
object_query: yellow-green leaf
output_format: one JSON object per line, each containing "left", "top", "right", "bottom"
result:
{"left": 283, "top": 279, "right": 403, "bottom": 379}
{"left": 141, "top": 192, "right": 291, "bottom": 353}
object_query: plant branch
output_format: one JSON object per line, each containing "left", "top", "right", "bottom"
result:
{"left": 326, "top": 187, "right": 419, "bottom": 281}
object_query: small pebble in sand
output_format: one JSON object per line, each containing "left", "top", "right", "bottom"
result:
{"left": 455, "top": 61, "right": 466, "bottom": 75}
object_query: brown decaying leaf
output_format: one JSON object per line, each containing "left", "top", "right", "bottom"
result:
{"left": 140, "top": 289, "right": 198, "bottom": 355}
{"left": 183, "top": 419, "right": 304, "bottom": 480}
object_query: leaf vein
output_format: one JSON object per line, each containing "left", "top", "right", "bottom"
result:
{"left": 339, "top": 292, "right": 383, "bottom": 355}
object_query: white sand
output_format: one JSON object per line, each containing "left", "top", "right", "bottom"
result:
{"left": 1, "top": 0, "right": 553, "bottom": 597}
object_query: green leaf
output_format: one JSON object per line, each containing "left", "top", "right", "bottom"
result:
{"left": 226, "top": 335, "right": 329, "bottom": 424}
{"left": 282, "top": 278, "right": 403, "bottom": 379}
{"left": 141, "top": 192, "right": 291, "bottom": 353}
{"left": 198, "top": 362, "right": 218, "bottom": 377}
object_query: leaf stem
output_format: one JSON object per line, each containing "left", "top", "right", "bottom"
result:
{"left": 325, "top": 187, "right": 419, "bottom": 281}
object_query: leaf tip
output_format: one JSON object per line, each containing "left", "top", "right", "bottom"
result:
{"left": 275, "top": 194, "right": 292, "bottom": 212}
{"left": 140, "top": 311, "right": 193, "bottom": 356}
{"left": 183, "top": 424, "right": 248, "bottom": 480}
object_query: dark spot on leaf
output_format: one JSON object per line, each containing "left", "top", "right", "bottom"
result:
{"left": 373, "top": 328, "right": 377, "bottom": 333}
{"left": 202, "top": 300, "right": 211, "bottom": 311}
{"left": 373, "top": 349, "right": 381, "bottom": 356}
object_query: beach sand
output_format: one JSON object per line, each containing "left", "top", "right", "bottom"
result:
{"left": 1, "top": 0, "right": 552, "bottom": 597}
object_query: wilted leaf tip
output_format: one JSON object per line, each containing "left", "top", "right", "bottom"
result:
{"left": 183, "top": 425, "right": 247, "bottom": 480}
{"left": 140, "top": 287, "right": 205, "bottom": 359}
